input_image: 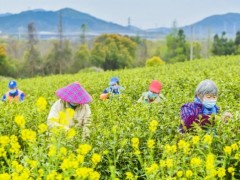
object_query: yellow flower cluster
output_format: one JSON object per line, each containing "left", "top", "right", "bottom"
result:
{"left": 77, "top": 143, "right": 92, "bottom": 155}
{"left": 21, "top": 129, "right": 36, "bottom": 143}
{"left": 164, "top": 144, "right": 177, "bottom": 154}
{"left": 125, "top": 172, "right": 134, "bottom": 180}
{"left": 149, "top": 120, "right": 158, "bottom": 132}
{"left": 146, "top": 163, "right": 159, "bottom": 174}
{"left": 66, "top": 128, "right": 76, "bottom": 139}
{"left": 131, "top": 137, "right": 140, "bottom": 155}
{"left": 224, "top": 146, "right": 232, "bottom": 155}
{"left": 190, "top": 157, "right": 202, "bottom": 167}
{"left": 91, "top": 153, "right": 101, "bottom": 165}
{"left": 203, "top": 134, "right": 212, "bottom": 145}
{"left": 75, "top": 167, "right": 100, "bottom": 180}
{"left": 36, "top": 97, "right": 47, "bottom": 111}
{"left": 192, "top": 136, "right": 200, "bottom": 145}
{"left": 38, "top": 123, "right": 48, "bottom": 133}
{"left": 147, "top": 139, "right": 155, "bottom": 149}
{"left": 14, "top": 115, "right": 25, "bottom": 128}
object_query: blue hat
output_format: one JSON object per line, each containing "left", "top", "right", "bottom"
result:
{"left": 8, "top": 80, "right": 17, "bottom": 89}
{"left": 109, "top": 77, "right": 119, "bottom": 86}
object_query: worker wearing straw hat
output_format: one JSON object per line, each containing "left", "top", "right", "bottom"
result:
{"left": 47, "top": 82, "right": 92, "bottom": 139}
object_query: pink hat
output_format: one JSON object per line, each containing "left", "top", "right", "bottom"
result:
{"left": 56, "top": 82, "right": 92, "bottom": 104}
{"left": 149, "top": 80, "right": 162, "bottom": 93}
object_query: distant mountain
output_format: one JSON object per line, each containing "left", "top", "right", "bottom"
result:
{"left": 146, "top": 13, "right": 240, "bottom": 38}
{"left": 0, "top": 8, "right": 139, "bottom": 34}
{"left": 0, "top": 9, "right": 240, "bottom": 38}
{"left": 0, "top": 13, "right": 12, "bottom": 17}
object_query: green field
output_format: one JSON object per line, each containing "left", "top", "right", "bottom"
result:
{"left": 0, "top": 56, "right": 240, "bottom": 179}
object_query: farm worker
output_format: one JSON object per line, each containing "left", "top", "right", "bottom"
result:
{"left": 47, "top": 82, "right": 92, "bottom": 139}
{"left": 100, "top": 77, "right": 125, "bottom": 100}
{"left": 137, "top": 80, "right": 165, "bottom": 103}
{"left": 180, "top": 79, "right": 233, "bottom": 132}
{"left": 2, "top": 80, "right": 25, "bottom": 102}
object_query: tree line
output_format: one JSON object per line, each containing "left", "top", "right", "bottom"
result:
{"left": 1, "top": 22, "right": 240, "bottom": 78}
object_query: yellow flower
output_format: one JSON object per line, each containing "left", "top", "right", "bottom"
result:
{"left": 46, "top": 171, "right": 57, "bottom": 180}
{"left": 38, "top": 169, "right": 44, "bottom": 177}
{"left": 203, "top": 134, "right": 212, "bottom": 145}
{"left": 0, "top": 148, "right": 6, "bottom": 157}
{"left": 91, "top": 153, "right": 101, "bottom": 165}
{"left": 190, "top": 157, "right": 202, "bottom": 167}
{"left": 48, "top": 146, "right": 57, "bottom": 157}
{"left": 231, "top": 143, "right": 239, "bottom": 151}
{"left": 60, "top": 158, "right": 73, "bottom": 170}
{"left": 192, "top": 136, "right": 200, "bottom": 145}
{"left": 77, "top": 154, "right": 85, "bottom": 164}
{"left": 178, "top": 140, "right": 189, "bottom": 149}
{"left": 75, "top": 167, "right": 93, "bottom": 178}
{"left": 134, "top": 150, "right": 141, "bottom": 155}
{"left": 206, "top": 153, "right": 215, "bottom": 170}
{"left": 10, "top": 141, "right": 21, "bottom": 154}
{"left": 77, "top": 144, "right": 92, "bottom": 155}
{"left": 59, "top": 147, "right": 67, "bottom": 157}
{"left": 89, "top": 171, "right": 100, "bottom": 180}
{"left": 228, "top": 167, "right": 235, "bottom": 176}
{"left": 0, "top": 173, "right": 11, "bottom": 180}
{"left": 66, "top": 108, "right": 75, "bottom": 119}
{"left": 27, "top": 160, "right": 38, "bottom": 169}
{"left": 177, "top": 171, "right": 183, "bottom": 177}
{"left": 36, "top": 97, "right": 47, "bottom": 111}
{"left": 185, "top": 170, "right": 193, "bottom": 178}
{"left": 147, "top": 139, "right": 155, "bottom": 149}
{"left": 131, "top": 137, "right": 139, "bottom": 150}
{"left": 166, "top": 159, "right": 173, "bottom": 168}
{"left": 217, "top": 167, "right": 226, "bottom": 178}
{"left": 149, "top": 120, "right": 158, "bottom": 132}
{"left": 21, "top": 129, "right": 36, "bottom": 143}
{"left": 66, "top": 128, "right": 76, "bottom": 139}
{"left": 14, "top": 115, "right": 25, "bottom": 128}
{"left": 146, "top": 163, "right": 159, "bottom": 174}
{"left": 38, "top": 123, "right": 48, "bottom": 133}
{"left": 0, "top": 135, "right": 10, "bottom": 147}
{"left": 125, "top": 172, "right": 134, "bottom": 180}
{"left": 224, "top": 146, "right": 232, "bottom": 155}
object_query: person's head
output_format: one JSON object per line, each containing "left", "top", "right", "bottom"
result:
{"left": 109, "top": 77, "right": 119, "bottom": 86}
{"left": 56, "top": 82, "right": 92, "bottom": 106}
{"left": 148, "top": 80, "right": 162, "bottom": 101}
{"left": 8, "top": 80, "right": 17, "bottom": 94}
{"left": 195, "top": 79, "right": 218, "bottom": 108}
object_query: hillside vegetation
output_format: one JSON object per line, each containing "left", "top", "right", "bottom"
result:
{"left": 0, "top": 56, "right": 239, "bottom": 179}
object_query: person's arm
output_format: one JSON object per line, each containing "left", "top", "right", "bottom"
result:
{"left": 81, "top": 104, "right": 92, "bottom": 139}
{"left": 19, "top": 93, "right": 25, "bottom": 101}
{"left": 2, "top": 94, "right": 6, "bottom": 102}
{"left": 47, "top": 100, "right": 66, "bottom": 128}
{"left": 181, "top": 104, "right": 210, "bottom": 130}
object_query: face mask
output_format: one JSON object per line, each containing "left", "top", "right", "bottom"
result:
{"left": 111, "top": 86, "right": 119, "bottom": 90}
{"left": 148, "top": 91, "right": 158, "bottom": 100}
{"left": 69, "top": 103, "right": 78, "bottom": 107}
{"left": 202, "top": 99, "right": 216, "bottom": 109}
{"left": 9, "top": 89, "right": 17, "bottom": 94}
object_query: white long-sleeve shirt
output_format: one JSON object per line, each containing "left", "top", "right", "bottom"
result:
{"left": 47, "top": 99, "right": 91, "bottom": 138}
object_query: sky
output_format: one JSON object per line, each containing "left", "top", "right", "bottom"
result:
{"left": 0, "top": 0, "right": 240, "bottom": 29}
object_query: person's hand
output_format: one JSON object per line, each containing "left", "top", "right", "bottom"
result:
{"left": 221, "top": 111, "right": 233, "bottom": 122}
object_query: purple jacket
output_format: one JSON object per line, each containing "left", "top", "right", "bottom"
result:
{"left": 180, "top": 102, "right": 219, "bottom": 132}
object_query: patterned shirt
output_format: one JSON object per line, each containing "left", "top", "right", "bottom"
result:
{"left": 180, "top": 102, "right": 219, "bottom": 132}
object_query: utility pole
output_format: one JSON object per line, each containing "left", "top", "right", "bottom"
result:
{"left": 190, "top": 26, "right": 193, "bottom": 60}
{"left": 58, "top": 11, "right": 63, "bottom": 49}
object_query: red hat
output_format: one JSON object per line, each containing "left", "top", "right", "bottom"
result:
{"left": 149, "top": 80, "right": 162, "bottom": 93}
